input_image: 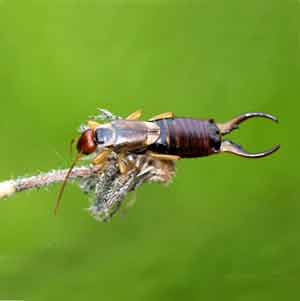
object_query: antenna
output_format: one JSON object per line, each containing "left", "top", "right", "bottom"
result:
{"left": 54, "top": 153, "right": 81, "bottom": 215}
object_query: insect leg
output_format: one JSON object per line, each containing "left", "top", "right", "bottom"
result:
{"left": 118, "top": 153, "right": 128, "bottom": 174}
{"left": 147, "top": 151, "right": 180, "bottom": 161}
{"left": 87, "top": 120, "right": 101, "bottom": 131}
{"left": 92, "top": 149, "right": 112, "bottom": 165}
{"left": 149, "top": 112, "right": 174, "bottom": 121}
{"left": 126, "top": 110, "right": 143, "bottom": 121}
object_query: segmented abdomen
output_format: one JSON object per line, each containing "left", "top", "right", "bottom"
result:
{"left": 148, "top": 118, "right": 221, "bottom": 158}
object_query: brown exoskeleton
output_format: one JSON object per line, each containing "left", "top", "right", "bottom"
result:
{"left": 54, "top": 110, "right": 280, "bottom": 214}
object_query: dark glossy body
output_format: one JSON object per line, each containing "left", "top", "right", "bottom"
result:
{"left": 148, "top": 118, "right": 221, "bottom": 158}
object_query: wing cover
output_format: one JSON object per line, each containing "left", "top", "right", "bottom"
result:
{"left": 111, "top": 120, "right": 160, "bottom": 152}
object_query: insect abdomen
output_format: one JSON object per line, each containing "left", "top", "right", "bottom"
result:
{"left": 148, "top": 118, "right": 221, "bottom": 158}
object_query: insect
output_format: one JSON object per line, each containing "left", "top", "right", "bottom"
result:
{"left": 54, "top": 110, "right": 280, "bottom": 214}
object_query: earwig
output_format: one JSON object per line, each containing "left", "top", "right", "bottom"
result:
{"left": 55, "top": 110, "right": 280, "bottom": 213}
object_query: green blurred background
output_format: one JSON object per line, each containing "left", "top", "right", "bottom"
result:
{"left": 0, "top": 0, "right": 299, "bottom": 300}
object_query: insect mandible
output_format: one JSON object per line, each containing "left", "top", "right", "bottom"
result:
{"left": 54, "top": 110, "right": 280, "bottom": 214}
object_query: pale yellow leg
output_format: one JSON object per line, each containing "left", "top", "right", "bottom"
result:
{"left": 87, "top": 120, "right": 101, "bottom": 131}
{"left": 149, "top": 112, "right": 174, "bottom": 121}
{"left": 126, "top": 110, "right": 142, "bottom": 121}
{"left": 148, "top": 151, "right": 180, "bottom": 161}
{"left": 118, "top": 153, "right": 128, "bottom": 174}
{"left": 92, "top": 149, "right": 112, "bottom": 165}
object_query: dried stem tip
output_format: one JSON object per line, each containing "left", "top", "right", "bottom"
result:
{"left": 0, "top": 181, "right": 16, "bottom": 199}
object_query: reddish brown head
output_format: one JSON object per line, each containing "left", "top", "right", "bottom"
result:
{"left": 77, "top": 129, "right": 97, "bottom": 155}
{"left": 54, "top": 129, "right": 97, "bottom": 215}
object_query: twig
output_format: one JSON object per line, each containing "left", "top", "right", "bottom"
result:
{"left": 0, "top": 165, "right": 101, "bottom": 199}
{"left": 0, "top": 154, "right": 176, "bottom": 221}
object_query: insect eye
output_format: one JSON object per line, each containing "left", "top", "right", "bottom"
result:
{"left": 95, "top": 128, "right": 113, "bottom": 144}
